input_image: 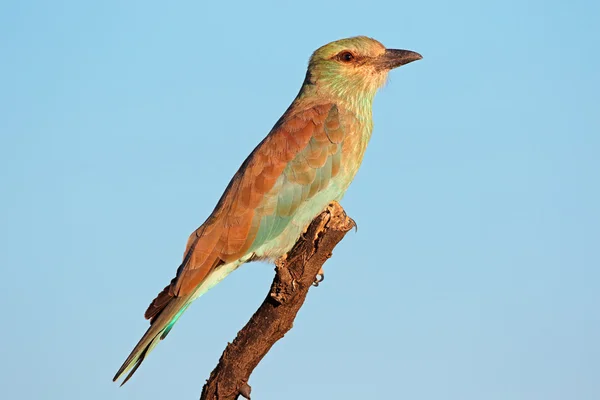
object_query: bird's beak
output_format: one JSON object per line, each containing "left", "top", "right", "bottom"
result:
{"left": 375, "top": 49, "right": 422, "bottom": 70}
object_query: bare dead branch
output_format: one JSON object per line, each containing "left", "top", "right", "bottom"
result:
{"left": 199, "top": 201, "right": 355, "bottom": 400}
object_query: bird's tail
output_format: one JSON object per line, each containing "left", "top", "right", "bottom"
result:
{"left": 113, "top": 293, "right": 193, "bottom": 385}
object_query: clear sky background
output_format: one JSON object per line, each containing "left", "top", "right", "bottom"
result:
{"left": 1, "top": 1, "right": 599, "bottom": 399}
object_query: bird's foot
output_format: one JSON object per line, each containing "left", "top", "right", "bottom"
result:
{"left": 313, "top": 267, "right": 325, "bottom": 287}
{"left": 349, "top": 215, "right": 358, "bottom": 232}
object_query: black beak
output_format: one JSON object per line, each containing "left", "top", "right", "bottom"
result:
{"left": 376, "top": 49, "right": 422, "bottom": 70}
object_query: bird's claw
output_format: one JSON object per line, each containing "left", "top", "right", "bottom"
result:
{"left": 350, "top": 216, "right": 358, "bottom": 232}
{"left": 313, "top": 267, "right": 325, "bottom": 287}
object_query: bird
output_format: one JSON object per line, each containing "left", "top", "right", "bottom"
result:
{"left": 113, "top": 36, "right": 421, "bottom": 384}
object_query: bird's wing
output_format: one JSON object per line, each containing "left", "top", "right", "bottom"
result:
{"left": 145, "top": 103, "right": 348, "bottom": 320}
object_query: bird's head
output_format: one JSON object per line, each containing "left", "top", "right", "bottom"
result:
{"left": 305, "top": 36, "right": 422, "bottom": 99}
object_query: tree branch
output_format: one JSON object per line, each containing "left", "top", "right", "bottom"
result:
{"left": 199, "top": 201, "right": 356, "bottom": 400}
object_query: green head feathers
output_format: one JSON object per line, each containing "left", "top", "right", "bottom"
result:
{"left": 304, "top": 36, "right": 422, "bottom": 100}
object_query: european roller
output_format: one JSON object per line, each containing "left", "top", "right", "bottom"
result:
{"left": 114, "top": 36, "right": 421, "bottom": 384}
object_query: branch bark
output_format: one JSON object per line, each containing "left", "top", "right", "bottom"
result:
{"left": 199, "top": 201, "right": 356, "bottom": 400}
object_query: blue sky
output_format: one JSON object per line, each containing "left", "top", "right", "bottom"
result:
{"left": 1, "top": 0, "right": 599, "bottom": 399}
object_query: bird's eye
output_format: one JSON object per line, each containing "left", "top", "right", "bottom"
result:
{"left": 338, "top": 51, "right": 355, "bottom": 62}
